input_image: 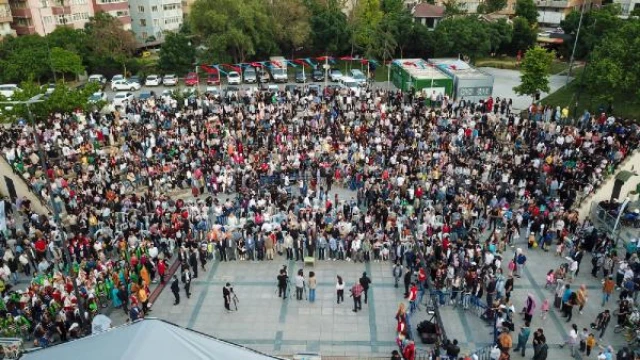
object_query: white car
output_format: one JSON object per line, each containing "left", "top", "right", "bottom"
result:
{"left": 227, "top": 71, "right": 241, "bottom": 85}
{"left": 145, "top": 75, "right": 162, "bottom": 86}
{"left": 111, "top": 74, "right": 125, "bottom": 83}
{"left": 205, "top": 86, "right": 220, "bottom": 98}
{"left": 112, "top": 92, "right": 134, "bottom": 107}
{"left": 0, "top": 84, "right": 19, "bottom": 99}
{"left": 163, "top": 74, "right": 177, "bottom": 86}
{"left": 111, "top": 80, "right": 141, "bottom": 91}
{"left": 88, "top": 91, "right": 108, "bottom": 103}
{"left": 349, "top": 69, "right": 367, "bottom": 87}
{"left": 329, "top": 69, "right": 343, "bottom": 82}
{"left": 88, "top": 74, "right": 106, "bottom": 85}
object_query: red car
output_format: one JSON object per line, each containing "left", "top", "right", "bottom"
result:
{"left": 184, "top": 72, "right": 199, "bottom": 86}
{"left": 206, "top": 73, "right": 220, "bottom": 85}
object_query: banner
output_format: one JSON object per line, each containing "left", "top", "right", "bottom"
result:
{"left": 0, "top": 200, "right": 6, "bottom": 233}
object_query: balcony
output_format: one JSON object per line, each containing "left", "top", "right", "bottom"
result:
{"left": 51, "top": 5, "right": 72, "bottom": 14}
{"left": 9, "top": 7, "right": 31, "bottom": 17}
{"left": 536, "top": 0, "right": 569, "bottom": 8}
{"left": 0, "top": 14, "right": 11, "bottom": 23}
{"left": 13, "top": 24, "right": 35, "bottom": 34}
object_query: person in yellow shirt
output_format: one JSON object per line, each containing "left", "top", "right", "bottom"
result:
{"left": 585, "top": 333, "right": 596, "bottom": 356}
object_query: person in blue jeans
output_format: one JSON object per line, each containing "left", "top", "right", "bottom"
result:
{"left": 308, "top": 271, "right": 317, "bottom": 303}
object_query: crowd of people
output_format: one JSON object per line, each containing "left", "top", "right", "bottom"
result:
{"left": 0, "top": 81, "right": 638, "bottom": 360}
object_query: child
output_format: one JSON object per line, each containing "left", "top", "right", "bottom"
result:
{"left": 540, "top": 298, "right": 550, "bottom": 320}
{"left": 585, "top": 333, "right": 596, "bottom": 356}
{"left": 579, "top": 328, "right": 589, "bottom": 353}
{"left": 545, "top": 270, "right": 555, "bottom": 289}
{"left": 556, "top": 242, "right": 564, "bottom": 256}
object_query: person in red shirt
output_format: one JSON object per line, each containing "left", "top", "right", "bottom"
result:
{"left": 409, "top": 282, "right": 418, "bottom": 313}
{"left": 402, "top": 339, "right": 416, "bottom": 360}
{"left": 350, "top": 281, "right": 363, "bottom": 312}
{"left": 157, "top": 259, "right": 166, "bottom": 284}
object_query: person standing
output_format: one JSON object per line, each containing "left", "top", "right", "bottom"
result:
{"left": 223, "top": 282, "right": 232, "bottom": 312}
{"left": 408, "top": 282, "right": 419, "bottom": 314}
{"left": 522, "top": 293, "right": 536, "bottom": 323}
{"left": 189, "top": 248, "right": 199, "bottom": 279}
{"left": 513, "top": 322, "right": 531, "bottom": 357}
{"left": 182, "top": 264, "right": 192, "bottom": 299}
{"left": 158, "top": 259, "right": 167, "bottom": 285}
{"left": 308, "top": 271, "right": 317, "bottom": 303}
{"left": 393, "top": 261, "right": 403, "bottom": 288}
{"left": 277, "top": 269, "right": 288, "bottom": 299}
{"left": 171, "top": 275, "right": 180, "bottom": 305}
{"left": 351, "top": 279, "right": 364, "bottom": 312}
{"left": 336, "top": 275, "right": 345, "bottom": 304}
{"left": 560, "top": 323, "right": 579, "bottom": 357}
{"left": 404, "top": 268, "right": 412, "bottom": 298}
{"left": 593, "top": 309, "right": 611, "bottom": 340}
{"left": 576, "top": 284, "right": 588, "bottom": 314}
{"left": 360, "top": 272, "right": 371, "bottom": 305}
{"left": 601, "top": 275, "right": 614, "bottom": 306}
{"left": 295, "top": 269, "right": 305, "bottom": 300}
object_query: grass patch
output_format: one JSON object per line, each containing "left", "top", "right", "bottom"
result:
{"left": 542, "top": 68, "right": 640, "bottom": 119}
{"left": 475, "top": 56, "right": 570, "bottom": 75}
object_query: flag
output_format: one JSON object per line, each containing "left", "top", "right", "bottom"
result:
{"left": 339, "top": 56, "right": 355, "bottom": 61}
{"left": 293, "top": 59, "right": 309, "bottom": 67}
{"left": 304, "top": 58, "right": 317, "bottom": 67}
{"left": 250, "top": 62, "right": 263, "bottom": 68}
{"left": 285, "top": 60, "right": 300, "bottom": 68}
{"left": 360, "top": 59, "right": 369, "bottom": 65}
{"left": 271, "top": 60, "right": 283, "bottom": 68}
{"left": 213, "top": 65, "right": 227, "bottom": 75}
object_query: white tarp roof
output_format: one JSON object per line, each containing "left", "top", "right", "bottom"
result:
{"left": 21, "top": 318, "right": 283, "bottom": 360}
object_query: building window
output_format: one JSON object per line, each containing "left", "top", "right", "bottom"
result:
{"left": 40, "top": 0, "right": 49, "bottom": 8}
{"left": 141, "top": 31, "right": 148, "bottom": 39}
{"left": 115, "top": 10, "right": 128, "bottom": 17}
{"left": 14, "top": 17, "right": 33, "bottom": 26}
{"left": 56, "top": 14, "right": 67, "bottom": 24}
{"left": 138, "top": 5, "right": 144, "bottom": 12}
{"left": 151, "top": 5, "right": 157, "bottom": 11}
{"left": 153, "top": 18, "right": 159, "bottom": 26}
{"left": 140, "top": 19, "right": 146, "bottom": 26}
{"left": 43, "top": 15, "right": 53, "bottom": 24}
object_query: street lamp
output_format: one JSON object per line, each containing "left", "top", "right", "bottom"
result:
{"left": 0, "top": 95, "right": 87, "bottom": 328}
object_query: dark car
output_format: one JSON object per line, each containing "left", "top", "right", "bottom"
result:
{"left": 294, "top": 70, "right": 307, "bottom": 83}
{"left": 285, "top": 84, "right": 297, "bottom": 94}
{"left": 312, "top": 69, "right": 324, "bottom": 82}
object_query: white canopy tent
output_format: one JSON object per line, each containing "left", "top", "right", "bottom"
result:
{"left": 21, "top": 318, "right": 284, "bottom": 360}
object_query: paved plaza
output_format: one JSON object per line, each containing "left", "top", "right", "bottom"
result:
{"left": 95, "top": 222, "right": 638, "bottom": 359}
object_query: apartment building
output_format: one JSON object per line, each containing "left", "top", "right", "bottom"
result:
{"left": 9, "top": 0, "right": 95, "bottom": 35}
{"left": 614, "top": 0, "right": 640, "bottom": 17}
{"left": 129, "top": 0, "right": 182, "bottom": 44}
{"left": 91, "top": 0, "right": 131, "bottom": 30}
{"left": 537, "top": 0, "right": 601, "bottom": 26}
{"left": 0, "top": 0, "right": 16, "bottom": 38}
{"left": 409, "top": 0, "right": 516, "bottom": 16}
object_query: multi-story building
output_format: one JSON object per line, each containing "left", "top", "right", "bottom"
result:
{"left": 614, "top": 0, "right": 640, "bottom": 17}
{"left": 0, "top": 0, "right": 16, "bottom": 39}
{"left": 91, "top": 0, "right": 131, "bottom": 30}
{"left": 180, "top": 0, "right": 192, "bottom": 16}
{"left": 9, "top": 0, "right": 95, "bottom": 35}
{"left": 129, "top": 0, "right": 183, "bottom": 44}
{"left": 537, "top": 0, "right": 601, "bottom": 26}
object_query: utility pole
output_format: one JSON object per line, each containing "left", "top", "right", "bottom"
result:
{"left": 567, "top": 0, "right": 587, "bottom": 84}
{"left": 0, "top": 95, "right": 86, "bottom": 328}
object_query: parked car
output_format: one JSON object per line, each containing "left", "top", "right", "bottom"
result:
{"left": 112, "top": 92, "right": 134, "bottom": 106}
{"left": 0, "top": 84, "right": 19, "bottom": 99}
{"left": 184, "top": 72, "right": 199, "bottom": 86}
{"left": 138, "top": 91, "right": 153, "bottom": 101}
{"left": 88, "top": 91, "right": 108, "bottom": 103}
{"left": 205, "top": 87, "right": 220, "bottom": 98}
{"left": 284, "top": 84, "right": 297, "bottom": 94}
{"left": 163, "top": 74, "right": 178, "bottom": 86}
{"left": 270, "top": 68, "right": 288, "bottom": 83}
{"left": 129, "top": 76, "right": 142, "bottom": 86}
{"left": 329, "top": 69, "right": 343, "bottom": 82}
{"left": 349, "top": 69, "right": 367, "bottom": 87}
{"left": 207, "top": 73, "right": 220, "bottom": 85}
{"left": 257, "top": 68, "right": 270, "bottom": 83}
{"left": 111, "top": 74, "right": 125, "bottom": 83}
{"left": 88, "top": 74, "right": 107, "bottom": 86}
{"left": 111, "top": 80, "right": 141, "bottom": 92}
{"left": 312, "top": 69, "right": 324, "bottom": 82}
{"left": 294, "top": 70, "right": 307, "bottom": 83}
{"left": 145, "top": 75, "right": 162, "bottom": 86}
{"left": 243, "top": 68, "right": 257, "bottom": 83}
{"left": 227, "top": 71, "right": 241, "bottom": 85}
{"left": 42, "top": 83, "right": 56, "bottom": 95}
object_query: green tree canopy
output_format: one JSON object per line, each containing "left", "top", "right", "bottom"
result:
{"left": 189, "top": 0, "right": 277, "bottom": 63}
{"left": 509, "top": 16, "right": 537, "bottom": 54}
{"left": 269, "top": 0, "right": 311, "bottom": 55}
{"left": 84, "top": 12, "right": 137, "bottom": 75}
{"left": 513, "top": 46, "right": 554, "bottom": 99}
{"left": 477, "top": 0, "right": 508, "bottom": 14}
{"left": 434, "top": 16, "right": 491, "bottom": 60}
{"left": 351, "top": 0, "right": 384, "bottom": 57}
{"left": 158, "top": 32, "right": 196, "bottom": 75}
{"left": 560, "top": 4, "right": 623, "bottom": 60}
{"left": 306, "top": 0, "right": 352, "bottom": 54}
{"left": 515, "top": 0, "right": 539, "bottom": 24}
{"left": 0, "top": 35, "right": 50, "bottom": 83}
{"left": 50, "top": 47, "right": 84, "bottom": 82}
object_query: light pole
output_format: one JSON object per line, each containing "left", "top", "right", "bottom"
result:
{"left": 567, "top": 0, "right": 588, "bottom": 84}
{"left": 0, "top": 95, "right": 87, "bottom": 327}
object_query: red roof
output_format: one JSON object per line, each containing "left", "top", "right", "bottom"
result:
{"left": 413, "top": 3, "right": 445, "bottom": 18}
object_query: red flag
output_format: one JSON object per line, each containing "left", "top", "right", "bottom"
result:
{"left": 250, "top": 62, "right": 263, "bottom": 68}
{"left": 360, "top": 59, "right": 369, "bottom": 65}
{"left": 339, "top": 56, "right": 354, "bottom": 61}
{"left": 293, "top": 59, "right": 309, "bottom": 67}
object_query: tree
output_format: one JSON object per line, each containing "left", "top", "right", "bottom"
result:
{"left": 306, "top": 0, "right": 352, "bottom": 54}
{"left": 269, "top": 0, "right": 311, "bottom": 56}
{"left": 560, "top": 5, "right": 623, "bottom": 60}
{"left": 351, "top": 0, "right": 384, "bottom": 57}
{"left": 487, "top": 18, "right": 513, "bottom": 55}
{"left": 84, "top": 13, "right": 137, "bottom": 75}
{"left": 442, "top": 0, "right": 466, "bottom": 16}
{"left": 158, "top": 32, "right": 196, "bottom": 75}
{"left": 402, "top": 22, "right": 435, "bottom": 59}
{"left": 513, "top": 46, "right": 554, "bottom": 100}
{"left": 50, "top": 47, "right": 84, "bottom": 82}
{"left": 0, "top": 35, "right": 50, "bottom": 83}
{"left": 434, "top": 16, "right": 491, "bottom": 61}
{"left": 379, "top": 0, "right": 413, "bottom": 57}
{"left": 189, "top": 0, "right": 277, "bottom": 63}
{"left": 477, "top": 0, "right": 507, "bottom": 14}
{"left": 509, "top": 16, "right": 537, "bottom": 54}
{"left": 515, "top": 0, "right": 538, "bottom": 24}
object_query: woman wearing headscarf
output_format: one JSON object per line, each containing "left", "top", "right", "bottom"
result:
{"left": 522, "top": 293, "right": 537, "bottom": 323}
{"left": 576, "top": 284, "right": 588, "bottom": 314}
